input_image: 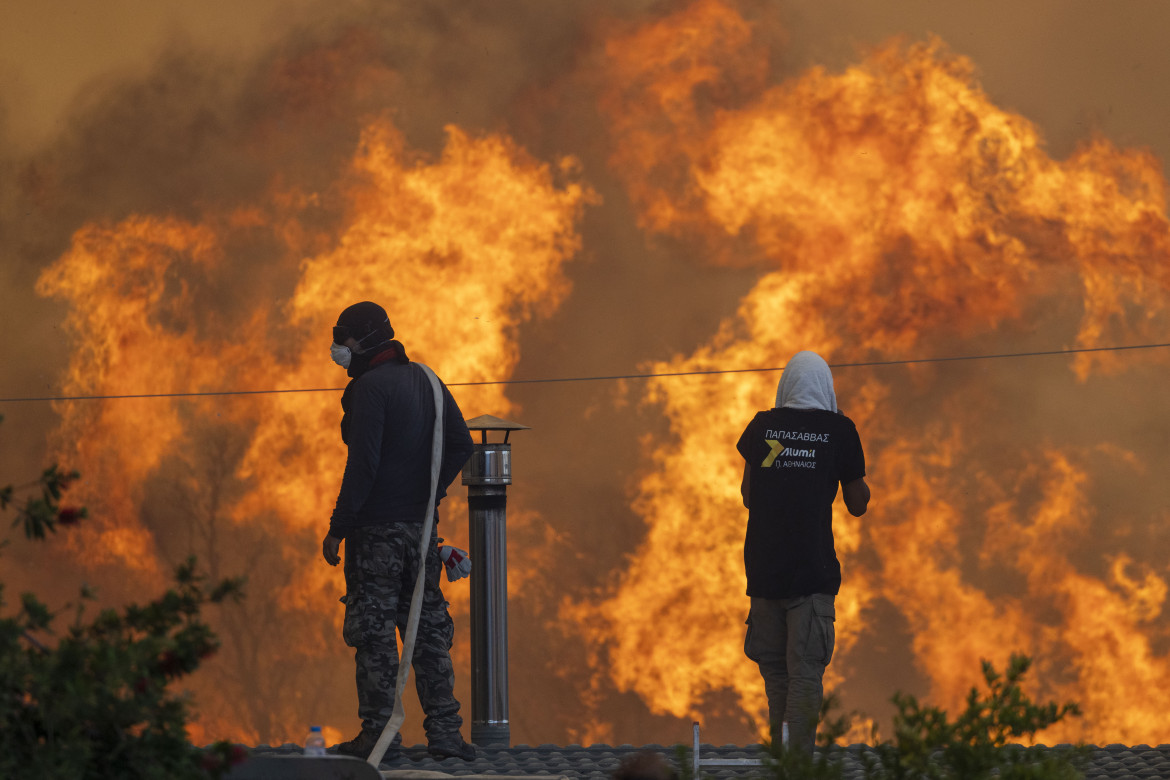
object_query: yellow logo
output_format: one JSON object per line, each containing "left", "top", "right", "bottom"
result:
{"left": 762, "top": 439, "right": 785, "bottom": 467}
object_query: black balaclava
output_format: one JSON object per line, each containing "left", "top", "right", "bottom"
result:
{"left": 334, "top": 301, "right": 411, "bottom": 443}
{"left": 335, "top": 300, "right": 393, "bottom": 346}
{"left": 334, "top": 301, "right": 395, "bottom": 378}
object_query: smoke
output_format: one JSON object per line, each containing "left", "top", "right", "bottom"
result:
{"left": 562, "top": 2, "right": 1170, "bottom": 745}
{"left": 2, "top": 0, "right": 1169, "bottom": 748}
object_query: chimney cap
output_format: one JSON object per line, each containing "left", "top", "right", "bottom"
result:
{"left": 465, "top": 414, "right": 531, "bottom": 432}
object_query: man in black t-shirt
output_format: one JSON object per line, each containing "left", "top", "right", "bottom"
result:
{"left": 736, "top": 351, "right": 870, "bottom": 755}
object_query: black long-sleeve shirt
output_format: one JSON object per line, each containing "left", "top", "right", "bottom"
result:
{"left": 328, "top": 361, "right": 473, "bottom": 538}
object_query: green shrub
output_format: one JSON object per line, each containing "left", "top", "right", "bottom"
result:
{"left": 747, "top": 655, "right": 1085, "bottom": 780}
{"left": 1, "top": 414, "right": 248, "bottom": 779}
{"left": 862, "top": 654, "right": 1086, "bottom": 780}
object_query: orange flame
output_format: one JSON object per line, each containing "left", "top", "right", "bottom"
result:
{"left": 36, "top": 116, "right": 592, "bottom": 743}
{"left": 575, "top": 0, "right": 1170, "bottom": 744}
{"left": 28, "top": 0, "right": 1170, "bottom": 749}
{"left": 35, "top": 216, "right": 256, "bottom": 573}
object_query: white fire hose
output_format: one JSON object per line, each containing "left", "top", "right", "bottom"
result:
{"left": 366, "top": 362, "right": 446, "bottom": 768}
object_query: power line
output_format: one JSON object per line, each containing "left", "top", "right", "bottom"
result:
{"left": 0, "top": 387, "right": 344, "bottom": 403}
{"left": 1, "top": 341, "right": 1168, "bottom": 403}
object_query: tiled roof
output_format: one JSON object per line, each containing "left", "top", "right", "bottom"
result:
{"left": 241, "top": 742, "right": 1170, "bottom": 780}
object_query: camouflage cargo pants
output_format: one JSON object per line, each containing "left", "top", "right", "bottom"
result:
{"left": 343, "top": 522, "right": 463, "bottom": 741}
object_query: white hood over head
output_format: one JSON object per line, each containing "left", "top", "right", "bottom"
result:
{"left": 775, "top": 351, "right": 837, "bottom": 412}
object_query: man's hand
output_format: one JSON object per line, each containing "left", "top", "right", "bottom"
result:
{"left": 322, "top": 533, "right": 342, "bottom": 566}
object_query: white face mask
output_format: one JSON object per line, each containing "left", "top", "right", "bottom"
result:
{"left": 330, "top": 343, "right": 352, "bottom": 369}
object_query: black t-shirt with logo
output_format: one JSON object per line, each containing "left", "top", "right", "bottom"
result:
{"left": 736, "top": 407, "right": 866, "bottom": 599}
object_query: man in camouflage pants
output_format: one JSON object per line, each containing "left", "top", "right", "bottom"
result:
{"left": 321, "top": 302, "right": 475, "bottom": 762}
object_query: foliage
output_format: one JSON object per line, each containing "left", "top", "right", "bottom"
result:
{"left": 743, "top": 656, "right": 1085, "bottom": 780}
{"left": 861, "top": 654, "right": 1087, "bottom": 780}
{"left": 0, "top": 413, "right": 249, "bottom": 779}
{"left": 1, "top": 462, "right": 85, "bottom": 541}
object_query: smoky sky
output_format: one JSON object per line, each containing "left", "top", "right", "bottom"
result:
{"left": 2, "top": 0, "right": 1170, "bottom": 747}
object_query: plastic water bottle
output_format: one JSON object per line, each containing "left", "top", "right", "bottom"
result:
{"left": 304, "top": 725, "right": 326, "bottom": 757}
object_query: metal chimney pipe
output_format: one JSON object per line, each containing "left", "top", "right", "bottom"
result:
{"left": 461, "top": 415, "right": 528, "bottom": 748}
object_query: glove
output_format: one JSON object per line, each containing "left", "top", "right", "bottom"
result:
{"left": 438, "top": 545, "right": 472, "bottom": 582}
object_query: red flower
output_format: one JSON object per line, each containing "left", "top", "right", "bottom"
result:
{"left": 229, "top": 745, "right": 250, "bottom": 765}
{"left": 56, "top": 506, "right": 85, "bottom": 526}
